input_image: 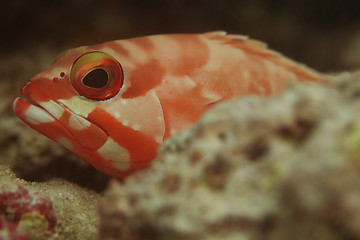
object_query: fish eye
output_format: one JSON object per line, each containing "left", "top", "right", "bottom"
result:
{"left": 70, "top": 51, "right": 123, "bottom": 100}
{"left": 82, "top": 68, "right": 109, "bottom": 88}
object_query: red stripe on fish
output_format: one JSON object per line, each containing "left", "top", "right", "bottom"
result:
{"left": 98, "top": 41, "right": 130, "bottom": 58}
{"left": 129, "top": 37, "right": 155, "bottom": 51}
{"left": 122, "top": 60, "right": 166, "bottom": 98}
{"left": 88, "top": 108, "right": 160, "bottom": 163}
{"left": 168, "top": 34, "right": 210, "bottom": 76}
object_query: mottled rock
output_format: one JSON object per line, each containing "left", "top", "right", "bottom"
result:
{"left": 0, "top": 165, "right": 100, "bottom": 240}
{"left": 99, "top": 72, "right": 360, "bottom": 240}
{"left": 0, "top": 184, "right": 56, "bottom": 239}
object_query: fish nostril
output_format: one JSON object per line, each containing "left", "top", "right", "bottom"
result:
{"left": 20, "top": 81, "right": 32, "bottom": 95}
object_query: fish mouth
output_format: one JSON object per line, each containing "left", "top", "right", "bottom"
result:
{"left": 13, "top": 81, "right": 108, "bottom": 150}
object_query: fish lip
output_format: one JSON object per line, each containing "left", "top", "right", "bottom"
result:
{"left": 15, "top": 81, "right": 109, "bottom": 150}
{"left": 13, "top": 95, "right": 72, "bottom": 135}
{"left": 19, "top": 81, "right": 65, "bottom": 124}
{"left": 20, "top": 95, "right": 47, "bottom": 112}
{"left": 19, "top": 81, "right": 108, "bottom": 136}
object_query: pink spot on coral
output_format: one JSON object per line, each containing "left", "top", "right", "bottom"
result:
{"left": 0, "top": 185, "right": 57, "bottom": 230}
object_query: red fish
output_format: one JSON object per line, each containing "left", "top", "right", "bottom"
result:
{"left": 13, "top": 32, "right": 320, "bottom": 178}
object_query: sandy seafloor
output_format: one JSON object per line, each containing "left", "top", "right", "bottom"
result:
{"left": 1, "top": 0, "right": 360, "bottom": 239}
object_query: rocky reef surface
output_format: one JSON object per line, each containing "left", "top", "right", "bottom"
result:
{"left": 0, "top": 165, "right": 99, "bottom": 240}
{"left": 2, "top": 48, "right": 360, "bottom": 239}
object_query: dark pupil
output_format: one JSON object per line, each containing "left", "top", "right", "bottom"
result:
{"left": 82, "top": 68, "right": 109, "bottom": 88}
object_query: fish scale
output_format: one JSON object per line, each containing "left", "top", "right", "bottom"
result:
{"left": 13, "top": 32, "right": 321, "bottom": 178}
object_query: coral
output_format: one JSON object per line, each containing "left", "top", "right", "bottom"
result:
{"left": 0, "top": 184, "right": 56, "bottom": 239}
{"left": 0, "top": 165, "right": 100, "bottom": 240}
{"left": 98, "top": 72, "right": 360, "bottom": 240}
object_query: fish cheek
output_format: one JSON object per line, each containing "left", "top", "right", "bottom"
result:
{"left": 87, "top": 108, "right": 161, "bottom": 163}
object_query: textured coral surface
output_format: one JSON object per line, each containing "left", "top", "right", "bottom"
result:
{"left": 0, "top": 165, "right": 99, "bottom": 240}
{"left": 0, "top": 184, "right": 56, "bottom": 235}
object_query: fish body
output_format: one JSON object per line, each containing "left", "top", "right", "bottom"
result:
{"left": 13, "top": 32, "right": 320, "bottom": 178}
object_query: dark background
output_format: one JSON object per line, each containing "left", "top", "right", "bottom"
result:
{"left": 1, "top": 0, "right": 360, "bottom": 72}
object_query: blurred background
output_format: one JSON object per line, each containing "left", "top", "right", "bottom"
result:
{"left": 1, "top": 0, "right": 360, "bottom": 72}
{"left": 1, "top": 0, "right": 360, "bottom": 190}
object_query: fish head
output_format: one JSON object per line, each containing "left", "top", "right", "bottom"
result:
{"left": 13, "top": 43, "right": 165, "bottom": 178}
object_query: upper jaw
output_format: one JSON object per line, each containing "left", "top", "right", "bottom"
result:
{"left": 14, "top": 81, "right": 109, "bottom": 150}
